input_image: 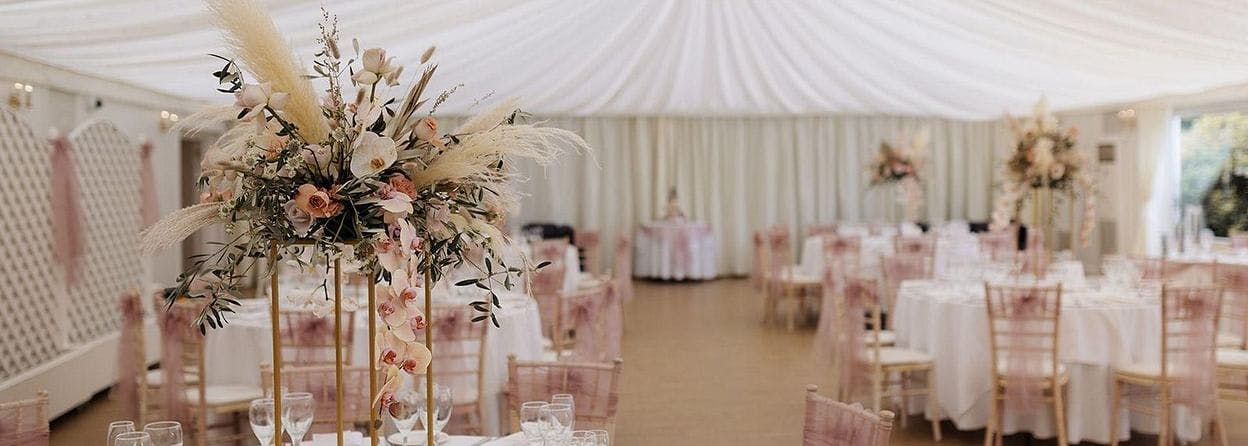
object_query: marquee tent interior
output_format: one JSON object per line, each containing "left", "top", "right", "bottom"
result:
{"left": 4, "top": 0, "right": 1248, "bottom": 444}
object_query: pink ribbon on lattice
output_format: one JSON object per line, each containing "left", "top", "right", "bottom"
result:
{"left": 139, "top": 140, "right": 160, "bottom": 227}
{"left": 49, "top": 135, "right": 84, "bottom": 285}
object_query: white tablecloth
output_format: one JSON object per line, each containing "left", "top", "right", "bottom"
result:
{"left": 205, "top": 291, "right": 545, "bottom": 436}
{"left": 799, "top": 233, "right": 981, "bottom": 278}
{"left": 306, "top": 431, "right": 525, "bottom": 445}
{"left": 892, "top": 280, "right": 1202, "bottom": 443}
{"left": 633, "top": 221, "right": 716, "bottom": 280}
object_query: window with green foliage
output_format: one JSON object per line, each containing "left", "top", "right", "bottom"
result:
{"left": 1181, "top": 112, "right": 1248, "bottom": 236}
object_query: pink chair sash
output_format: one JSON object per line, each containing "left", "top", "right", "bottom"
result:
{"left": 600, "top": 286, "right": 623, "bottom": 361}
{"left": 998, "top": 289, "right": 1050, "bottom": 412}
{"left": 1167, "top": 288, "right": 1220, "bottom": 416}
{"left": 979, "top": 231, "right": 1016, "bottom": 261}
{"left": 803, "top": 387, "right": 887, "bottom": 446}
{"left": 564, "top": 292, "right": 603, "bottom": 361}
{"left": 49, "top": 135, "right": 84, "bottom": 285}
{"left": 111, "top": 292, "right": 145, "bottom": 420}
{"left": 612, "top": 236, "right": 633, "bottom": 303}
{"left": 837, "top": 277, "right": 874, "bottom": 395}
{"left": 1232, "top": 234, "right": 1248, "bottom": 250}
{"left": 159, "top": 303, "right": 198, "bottom": 425}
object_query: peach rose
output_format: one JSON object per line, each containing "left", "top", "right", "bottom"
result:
{"left": 293, "top": 183, "right": 343, "bottom": 218}
{"left": 388, "top": 174, "right": 418, "bottom": 198}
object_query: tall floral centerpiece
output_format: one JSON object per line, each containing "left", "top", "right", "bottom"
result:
{"left": 868, "top": 127, "right": 928, "bottom": 223}
{"left": 990, "top": 98, "right": 1096, "bottom": 249}
{"left": 139, "top": 1, "right": 588, "bottom": 444}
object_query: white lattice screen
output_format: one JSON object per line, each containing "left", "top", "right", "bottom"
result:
{"left": 67, "top": 120, "right": 142, "bottom": 343}
{"left": 0, "top": 107, "right": 63, "bottom": 382}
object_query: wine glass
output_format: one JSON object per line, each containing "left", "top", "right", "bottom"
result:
{"left": 519, "top": 401, "right": 549, "bottom": 445}
{"left": 113, "top": 431, "right": 154, "bottom": 446}
{"left": 282, "top": 392, "right": 314, "bottom": 446}
{"left": 387, "top": 389, "right": 421, "bottom": 442}
{"left": 249, "top": 398, "right": 277, "bottom": 446}
{"left": 107, "top": 420, "right": 135, "bottom": 445}
{"left": 551, "top": 393, "right": 575, "bottom": 416}
{"left": 415, "top": 382, "right": 453, "bottom": 436}
{"left": 543, "top": 403, "right": 574, "bottom": 444}
{"left": 143, "top": 421, "right": 183, "bottom": 446}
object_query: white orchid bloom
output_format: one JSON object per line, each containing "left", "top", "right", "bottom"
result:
{"left": 350, "top": 132, "right": 397, "bottom": 178}
{"left": 233, "top": 82, "right": 289, "bottom": 121}
{"left": 375, "top": 234, "right": 405, "bottom": 273}
{"left": 352, "top": 48, "right": 397, "bottom": 85}
{"left": 361, "top": 191, "right": 413, "bottom": 221}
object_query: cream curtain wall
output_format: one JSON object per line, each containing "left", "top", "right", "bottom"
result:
{"left": 493, "top": 115, "right": 1006, "bottom": 276}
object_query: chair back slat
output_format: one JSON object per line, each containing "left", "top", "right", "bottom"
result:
{"left": 260, "top": 365, "right": 373, "bottom": 434}
{"left": 506, "top": 356, "right": 623, "bottom": 432}
{"left": 0, "top": 391, "right": 49, "bottom": 446}
{"left": 802, "top": 385, "right": 892, "bottom": 446}
{"left": 280, "top": 310, "right": 355, "bottom": 366}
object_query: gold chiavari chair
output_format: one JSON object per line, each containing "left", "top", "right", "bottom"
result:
{"left": 1111, "top": 285, "right": 1225, "bottom": 446}
{"left": 983, "top": 283, "right": 1066, "bottom": 446}
{"left": 893, "top": 234, "right": 935, "bottom": 258}
{"left": 419, "top": 303, "right": 489, "bottom": 435}
{"left": 555, "top": 284, "right": 612, "bottom": 360}
{"left": 802, "top": 385, "right": 894, "bottom": 446}
{"left": 506, "top": 355, "right": 623, "bottom": 439}
{"left": 1213, "top": 262, "right": 1248, "bottom": 349}
{"left": 575, "top": 229, "right": 602, "bottom": 276}
{"left": 766, "top": 227, "right": 821, "bottom": 331}
{"left": 838, "top": 276, "right": 941, "bottom": 440}
{"left": 259, "top": 364, "right": 373, "bottom": 434}
{"left": 162, "top": 301, "right": 263, "bottom": 445}
{"left": 879, "top": 253, "right": 933, "bottom": 335}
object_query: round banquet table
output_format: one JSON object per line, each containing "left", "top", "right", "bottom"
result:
{"left": 891, "top": 279, "right": 1204, "bottom": 444}
{"left": 203, "top": 289, "right": 544, "bottom": 436}
{"left": 633, "top": 221, "right": 716, "bottom": 280}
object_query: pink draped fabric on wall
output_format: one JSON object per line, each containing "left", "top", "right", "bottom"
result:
{"left": 49, "top": 135, "right": 84, "bottom": 285}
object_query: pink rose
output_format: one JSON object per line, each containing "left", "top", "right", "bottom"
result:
{"left": 293, "top": 184, "right": 343, "bottom": 218}
{"left": 283, "top": 200, "right": 313, "bottom": 235}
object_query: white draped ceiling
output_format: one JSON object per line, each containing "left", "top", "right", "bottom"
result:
{"left": 4, "top": 0, "right": 1248, "bottom": 119}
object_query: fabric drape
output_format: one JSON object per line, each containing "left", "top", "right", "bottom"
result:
{"left": 497, "top": 115, "right": 1004, "bottom": 276}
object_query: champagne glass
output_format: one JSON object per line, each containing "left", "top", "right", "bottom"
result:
{"left": 387, "top": 389, "right": 421, "bottom": 442}
{"left": 143, "top": 421, "right": 182, "bottom": 446}
{"left": 282, "top": 392, "right": 314, "bottom": 446}
{"left": 543, "top": 403, "right": 574, "bottom": 444}
{"left": 107, "top": 420, "right": 135, "bottom": 445}
{"left": 416, "top": 382, "right": 453, "bottom": 436}
{"left": 519, "top": 401, "right": 549, "bottom": 445}
{"left": 113, "top": 431, "right": 154, "bottom": 446}
{"left": 249, "top": 398, "right": 277, "bottom": 446}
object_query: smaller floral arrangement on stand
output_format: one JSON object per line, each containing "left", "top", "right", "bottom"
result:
{"left": 990, "top": 98, "right": 1097, "bottom": 246}
{"left": 868, "top": 127, "right": 928, "bottom": 222}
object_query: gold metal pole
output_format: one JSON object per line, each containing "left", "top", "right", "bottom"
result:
{"left": 334, "top": 256, "right": 345, "bottom": 446}
{"left": 424, "top": 258, "right": 434, "bottom": 446}
{"left": 367, "top": 270, "right": 378, "bottom": 446}
{"left": 1068, "top": 192, "right": 1078, "bottom": 252}
{"left": 268, "top": 244, "right": 284, "bottom": 443}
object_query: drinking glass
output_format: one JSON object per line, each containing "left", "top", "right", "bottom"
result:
{"left": 282, "top": 392, "right": 314, "bottom": 446}
{"left": 519, "top": 401, "right": 549, "bottom": 445}
{"left": 551, "top": 393, "right": 575, "bottom": 415}
{"left": 387, "top": 389, "right": 421, "bottom": 441}
{"left": 415, "top": 382, "right": 453, "bottom": 435}
{"left": 589, "top": 429, "right": 610, "bottom": 445}
{"left": 249, "top": 398, "right": 277, "bottom": 446}
{"left": 571, "top": 430, "right": 593, "bottom": 446}
{"left": 107, "top": 420, "right": 135, "bottom": 445}
{"left": 143, "top": 421, "right": 183, "bottom": 446}
{"left": 543, "top": 403, "right": 574, "bottom": 444}
{"left": 113, "top": 431, "right": 154, "bottom": 446}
